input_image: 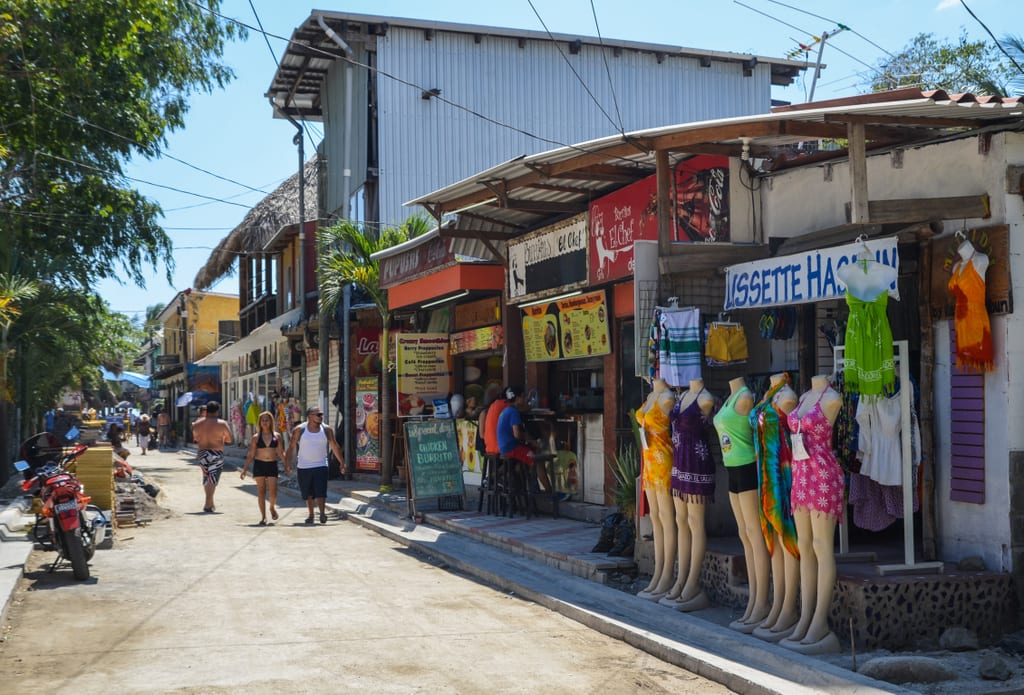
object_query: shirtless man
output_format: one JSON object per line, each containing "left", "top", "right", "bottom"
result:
{"left": 192, "top": 401, "right": 233, "bottom": 513}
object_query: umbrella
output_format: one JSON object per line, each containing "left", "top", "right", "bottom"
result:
{"left": 115, "top": 400, "right": 133, "bottom": 410}
{"left": 100, "top": 367, "right": 152, "bottom": 389}
{"left": 175, "top": 392, "right": 194, "bottom": 407}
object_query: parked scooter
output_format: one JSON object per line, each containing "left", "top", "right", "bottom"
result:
{"left": 15, "top": 443, "right": 108, "bottom": 580}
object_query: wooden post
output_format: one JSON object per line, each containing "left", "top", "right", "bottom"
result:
{"left": 656, "top": 150, "right": 672, "bottom": 257}
{"left": 848, "top": 122, "right": 869, "bottom": 224}
{"left": 918, "top": 240, "right": 937, "bottom": 560}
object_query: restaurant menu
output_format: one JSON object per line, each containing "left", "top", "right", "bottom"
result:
{"left": 521, "top": 290, "right": 610, "bottom": 362}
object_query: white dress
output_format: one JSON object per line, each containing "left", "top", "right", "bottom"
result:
{"left": 856, "top": 394, "right": 902, "bottom": 487}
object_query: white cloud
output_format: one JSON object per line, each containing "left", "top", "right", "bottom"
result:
{"left": 935, "top": 0, "right": 959, "bottom": 10}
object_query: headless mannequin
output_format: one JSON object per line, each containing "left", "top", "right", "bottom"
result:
{"left": 637, "top": 378, "right": 678, "bottom": 599}
{"left": 753, "top": 373, "right": 800, "bottom": 642}
{"left": 660, "top": 379, "right": 715, "bottom": 611}
{"left": 953, "top": 239, "right": 989, "bottom": 277}
{"left": 718, "top": 376, "right": 771, "bottom": 633}
{"left": 836, "top": 251, "right": 898, "bottom": 302}
{"left": 781, "top": 375, "right": 843, "bottom": 654}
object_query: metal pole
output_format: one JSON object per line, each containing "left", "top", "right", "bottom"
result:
{"left": 807, "top": 31, "right": 829, "bottom": 103}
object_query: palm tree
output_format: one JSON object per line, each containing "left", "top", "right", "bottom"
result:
{"left": 318, "top": 215, "right": 431, "bottom": 491}
{"left": 0, "top": 273, "right": 39, "bottom": 475}
{"left": 1000, "top": 35, "right": 1024, "bottom": 96}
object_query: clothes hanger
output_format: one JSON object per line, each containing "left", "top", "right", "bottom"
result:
{"left": 855, "top": 234, "right": 875, "bottom": 272}
{"left": 713, "top": 311, "right": 739, "bottom": 327}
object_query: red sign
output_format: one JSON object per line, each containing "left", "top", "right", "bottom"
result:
{"left": 672, "top": 155, "right": 730, "bottom": 242}
{"left": 352, "top": 328, "right": 382, "bottom": 377}
{"left": 379, "top": 236, "right": 455, "bottom": 288}
{"left": 588, "top": 174, "right": 658, "bottom": 284}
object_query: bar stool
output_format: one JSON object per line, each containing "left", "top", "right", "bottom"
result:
{"left": 478, "top": 453, "right": 500, "bottom": 513}
{"left": 504, "top": 456, "right": 535, "bottom": 519}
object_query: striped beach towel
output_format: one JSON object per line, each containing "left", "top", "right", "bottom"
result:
{"left": 658, "top": 308, "right": 701, "bottom": 386}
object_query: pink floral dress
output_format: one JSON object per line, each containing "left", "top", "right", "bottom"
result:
{"left": 787, "top": 396, "right": 845, "bottom": 521}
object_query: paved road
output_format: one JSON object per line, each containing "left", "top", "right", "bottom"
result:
{"left": 0, "top": 449, "right": 733, "bottom": 694}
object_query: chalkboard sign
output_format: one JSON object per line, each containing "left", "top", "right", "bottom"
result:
{"left": 404, "top": 419, "right": 465, "bottom": 513}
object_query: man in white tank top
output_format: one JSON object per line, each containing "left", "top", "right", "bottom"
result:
{"left": 285, "top": 407, "right": 345, "bottom": 524}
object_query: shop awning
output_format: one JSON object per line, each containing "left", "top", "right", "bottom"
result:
{"left": 99, "top": 367, "right": 152, "bottom": 389}
{"left": 388, "top": 263, "right": 504, "bottom": 310}
{"left": 195, "top": 308, "right": 299, "bottom": 365}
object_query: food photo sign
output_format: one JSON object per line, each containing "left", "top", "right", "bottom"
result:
{"left": 521, "top": 290, "right": 611, "bottom": 362}
{"left": 354, "top": 376, "right": 380, "bottom": 472}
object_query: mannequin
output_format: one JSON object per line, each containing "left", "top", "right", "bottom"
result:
{"left": 949, "top": 237, "right": 993, "bottom": 372}
{"left": 780, "top": 375, "right": 844, "bottom": 654}
{"left": 837, "top": 250, "right": 898, "bottom": 396}
{"left": 659, "top": 378, "right": 716, "bottom": 612}
{"left": 636, "top": 378, "right": 677, "bottom": 599}
{"left": 713, "top": 376, "right": 771, "bottom": 633}
{"left": 750, "top": 372, "right": 800, "bottom": 642}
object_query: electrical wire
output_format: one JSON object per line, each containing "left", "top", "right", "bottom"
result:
{"left": 959, "top": 0, "right": 1024, "bottom": 78}
{"left": 187, "top": 1, "right": 651, "bottom": 165}
{"left": 526, "top": 0, "right": 622, "bottom": 134}
{"left": 733, "top": 0, "right": 815, "bottom": 39}
{"left": 589, "top": 0, "right": 625, "bottom": 134}
{"left": 760, "top": 0, "right": 896, "bottom": 60}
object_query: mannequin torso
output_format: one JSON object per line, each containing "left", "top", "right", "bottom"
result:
{"left": 677, "top": 378, "right": 715, "bottom": 417}
{"left": 837, "top": 257, "right": 897, "bottom": 302}
{"left": 728, "top": 377, "right": 754, "bottom": 417}
{"left": 954, "top": 240, "right": 989, "bottom": 277}
{"left": 768, "top": 374, "right": 798, "bottom": 415}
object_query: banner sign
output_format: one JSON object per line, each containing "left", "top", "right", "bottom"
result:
{"left": 354, "top": 376, "right": 380, "bottom": 472}
{"left": 508, "top": 213, "right": 588, "bottom": 303}
{"left": 450, "top": 325, "right": 504, "bottom": 355}
{"left": 724, "top": 237, "right": 899, "bottom": 311}
{"left": 395, "top": 333, "right": 452, "bottom": 417}
{"left": 379, "top": 235, "right": 455, "bottom": 288}
{"left": 521, "top": 290, "right": 611, "bottom": 362}
{"left": 454, "top": 296, "right": 501, "bottom": 331}
{"left": 588, "top": 175, "right": 658, "bottom": 284}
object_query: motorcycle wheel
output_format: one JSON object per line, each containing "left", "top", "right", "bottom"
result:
{"left": 80, "top": 511, "right": 97, "bottom": 561}
{"left": 61, "top": 527, "right": 90, "bottom": 581}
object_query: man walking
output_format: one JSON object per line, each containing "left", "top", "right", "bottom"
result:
{"left": 192, "top": 401, "right": 233, "bottom": 513}
{"left": 157, "top": 409, "right": 170, "bottom": 448}
{"left": 285, "top": 406, "right": 344, "bottom": 524}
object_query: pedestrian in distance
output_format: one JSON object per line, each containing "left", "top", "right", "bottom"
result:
{"left": 137, "top": 414, "right": 152, "bottom": 455}
{"left": 156, "top": 409, "right": 170, "bottom": 448}
{"left": 285, "top": 406, "right": 344, "bottom": 524}
{"left": 192, "top": 401, "right": 233, "bottom": 513}
{"left": 240, "top": 411, "right": 290, "bottom": 525}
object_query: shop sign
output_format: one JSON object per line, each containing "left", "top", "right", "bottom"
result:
{"left": 352, "top": 328, "right": 381, "bottom": 377}
{"left": 451, "top": 325, "right": 504, "bottom": 355}
{"left": 156, "top": 354, "right": 179, "bottom": 366}
{"left": 521, "top": 290, "right": 611, "bottom": 362}
{"left": 589, "top": 175, "right": 658, "bottom": 284}
{"left": 395, "top": 333, "right": 452, "bottom": 417}
{"left": 508, "top": 213, "right": 588, "bottom": 303}
{"left": 673, "top": 155, "right": 730, "bottom": 243}
{"left": 724, "top": 237, "right": 899, "bottom": 311}
{"left": 454, "top": 296, "right": 501, "bottom": 331}
{"left": 929, "top": 225, "right": 1012, "bottom": 318}
{"left": 355, "top": 376, "right": 380, "bottom": 472}
{"left": 379, "top": 236, "right": 455, "bottom": 288}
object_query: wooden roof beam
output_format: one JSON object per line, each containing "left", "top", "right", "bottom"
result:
{"left": 553, "top": 164, "right": 650, "bottom": 182}
{"left": 824, "top": 113, "right": 987, "bottom": 129}
{"left": 500, "top": 199, "right": 584, "bottom": 214}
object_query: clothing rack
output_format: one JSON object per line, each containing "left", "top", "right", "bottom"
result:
{"left": 833, "top": 340, "right": 942, "bottom": 575}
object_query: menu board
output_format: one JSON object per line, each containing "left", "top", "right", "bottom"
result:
{"left": 395, "top": 333, "right": 452, "bottom": 417}
{"left": 404, "top": 419, "right": 465, "bottom": 508}
{"left": 521, "top": 290, "right": 611, "bottom": 362}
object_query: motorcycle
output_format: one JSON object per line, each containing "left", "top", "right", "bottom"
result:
{"left": 15, "top": 443, "right": 108, "bottom": 581}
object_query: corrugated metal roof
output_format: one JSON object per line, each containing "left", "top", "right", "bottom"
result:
{"left": 403, "top": 89, "right": 1024, "bottom": 243}
{"left": 266, "top": 10, "right": 808, "bottom": 121}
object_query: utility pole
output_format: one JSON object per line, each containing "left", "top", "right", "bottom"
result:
{"left": 807, "top": 30, "right": 830, "bottom": 103}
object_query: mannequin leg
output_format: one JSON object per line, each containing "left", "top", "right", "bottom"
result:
{"left": 788, "top": 509, "right": 816, "bottom": 642}
{"left": 662, "top": 497, "right": 690, "bottom": 601}
{"left": 761, "top": 534, "right": 785, "bottom": 627}
{"left": 640, "top": 490, "right": 676, "bottom": 596}
{"left": 729, "top": 490, "right": 770, "bottom": 625}
{"left": 678, "top": 501, "right": 707, "bottom": 603}
{"left": 773, "top": 548, "right": 800, "bottom": 633}
{"left": 803, "top": 513, "right": 837, "bottom": 644}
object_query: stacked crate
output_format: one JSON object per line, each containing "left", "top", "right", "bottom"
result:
{"left": 74, "top": 444, "right": 115, "bottom": 512}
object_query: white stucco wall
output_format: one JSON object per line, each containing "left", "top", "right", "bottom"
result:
{"left": 756, "top": 132, "right": 1023, "bottom": 569}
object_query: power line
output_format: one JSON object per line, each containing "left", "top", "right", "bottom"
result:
{"left": 759, "top": 0, "right": 896, "bottom": 60}
{"left": 589, "top": 0, "right": 625, "bottom": 133}
{"left": 36, "top": 100, "right": 272, "bottom": 196}
{"left": 733, "top": 0, "right": 815, "bottom": 39}
{"left": 959, "top": 0, "right": 1024, "bottom": 78}
{"left": 187, "top": 1, "right": 651, "bottom": 166}
{"left": 526, "top": 0, "right": 622, "bottom": 134}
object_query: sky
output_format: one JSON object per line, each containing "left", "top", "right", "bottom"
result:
{"left": 96, "top": 0, "right": 1024, "bottom": 321}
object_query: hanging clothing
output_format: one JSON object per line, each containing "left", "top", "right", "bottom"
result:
{"left": 669, "top": 393, "right": 716, "bottom": 503}
{"left": 749, "top": 378, "right": 798, "bottom": 559}
{"left": 245, "top": 400, "right": 260, "bottom": 426}
{"left": 276, "top": 402, "right": 288, "bottom": 433}
{"left": 787, "top": 392, "right": 844, "bottom": 521}
{"left": 948, "top": 259, "right": 993, "bottom": 372}
{"left": 857, "top": 394, "right": 901, "bottom": 487}
{"left": 832, "top": 371, "right": 861, "bottom": 474}
{"left": 713, "top": 388, "right": 756, "bottom": 468}
{"left": 658, "top": 307, "right": 701, "bottom": 387}
{"left": 848, "top": 472, "right": 920, "bottom": 532}
{"left": 844, "top": 291, "right": 895, "bottom": 396}
{"left": 638, "top": 403, "right": 673, "bottom": 496}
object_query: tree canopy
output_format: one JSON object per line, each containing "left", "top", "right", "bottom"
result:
{"left": 868, "top": 31, "right": 1017, "bottom": 95}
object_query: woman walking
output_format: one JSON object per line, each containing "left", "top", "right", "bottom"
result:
{"left": 137, "top": 414, "right": 152, "bottom": 455}
{"left": 240, "top": 412, "right": 290, "bottom": 525}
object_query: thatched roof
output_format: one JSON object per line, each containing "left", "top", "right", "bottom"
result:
{"left": 193, "top": 156, "right": 318, "bottom": 290}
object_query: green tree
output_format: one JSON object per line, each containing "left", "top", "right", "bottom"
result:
{"left": 1000, "top": 35, "right": 1024, "bottom": 96}
{"left": 318, "top": 215, "right": 431, "bottom": 491}
{"left": 1, "top": 0, "right": 243, "bottom": 290}
{"left": 868, "top": 31, "right": 1014, "bottom": 95}
{"left": 0, "top": 273, "right": 39, "bottom": 479}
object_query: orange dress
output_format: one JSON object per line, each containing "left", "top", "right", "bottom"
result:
{"left": 948, "top": 259, "right": 993, "bottom": 372}
{"left": 638, "top": 402, "right": 673, "bottom": 495}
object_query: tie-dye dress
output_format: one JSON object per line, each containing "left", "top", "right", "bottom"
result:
{"left": 749, "top": 380, "right": 799, "bottom": 558}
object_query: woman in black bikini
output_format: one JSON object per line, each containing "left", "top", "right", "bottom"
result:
{"left": 240, "top": 411, "right": 290, "bottom": 525}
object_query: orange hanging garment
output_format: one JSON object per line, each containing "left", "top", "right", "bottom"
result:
{"left": 948, "top": 259, "right": 993, "bottom": 372}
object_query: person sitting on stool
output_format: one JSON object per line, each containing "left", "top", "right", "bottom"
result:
{"left": 496, "top": 385, "right": 552, "bottom": 492}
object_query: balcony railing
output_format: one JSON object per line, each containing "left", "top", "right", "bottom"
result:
{"left": 239, "top": 294, "right": 278, "bottom": 336}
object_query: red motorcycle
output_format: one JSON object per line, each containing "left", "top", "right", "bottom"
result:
{"left": 15, "top": 442, "right": 107, "bottom": 580}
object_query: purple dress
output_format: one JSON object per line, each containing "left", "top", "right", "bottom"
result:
{"left": 670, "top": 393, "right": 716, "bottom": 503}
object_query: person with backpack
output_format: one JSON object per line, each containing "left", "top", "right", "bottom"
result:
{"left": 137, "top": 414, "right": 152, "bottom": 455}
{"left": 285, "top": 406, "right": 344, "bottom": 524}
